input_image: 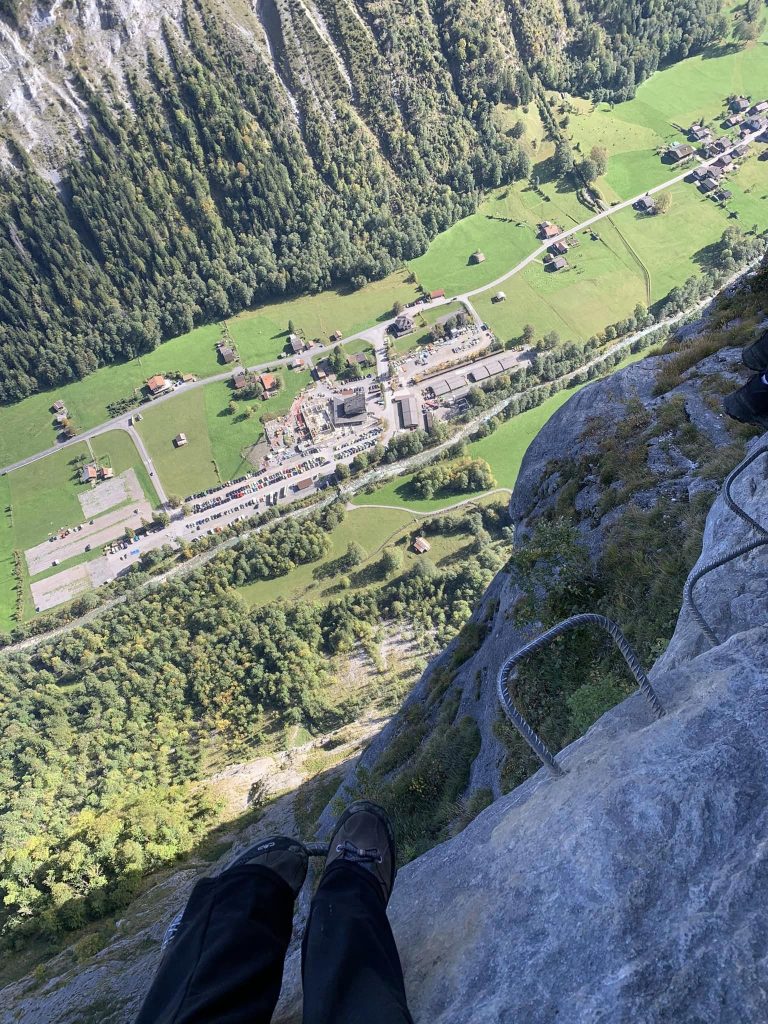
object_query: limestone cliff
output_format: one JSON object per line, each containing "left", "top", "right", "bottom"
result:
{"left": 2, "top": 326, "right": 766, "bottom": 1022}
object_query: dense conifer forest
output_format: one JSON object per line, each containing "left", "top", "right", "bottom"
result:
{"left": 0, "top": 0, "right": 728, "bottom": 400}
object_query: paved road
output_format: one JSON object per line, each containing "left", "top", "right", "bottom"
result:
{"left": 458, "top": 129, "right": 765, "bottom": 304}
{"left": 347, "top": 488, "right": 514, "bottom": 517}
{"left": 1, "top": 128, "right": 761, "bottom": 486}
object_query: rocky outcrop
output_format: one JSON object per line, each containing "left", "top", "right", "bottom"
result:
{"left": 2, "top": 344, "right": 765, "bottom": 1023}
{"left": 275, "top": 434, "right": 767, "bottom": 1023}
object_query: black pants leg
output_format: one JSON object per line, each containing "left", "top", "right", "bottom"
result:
{"left": 302, "top": 861, "right": 414, "bottom": 1024}
{"left": 135, "top": 866, "right": 295, "bottom": 1024}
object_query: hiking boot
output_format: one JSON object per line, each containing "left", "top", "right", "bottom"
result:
{"left": 228, "top": 835, "right": 309, "bottom": 896}
{"left": 323, "top": 801, "right": 397, "bottom": 905}
{"left": 742, "top": 330, "right": 768, "bottom": 371}
{"left": 723, "top": 373, "right": 768, "bottom": 429}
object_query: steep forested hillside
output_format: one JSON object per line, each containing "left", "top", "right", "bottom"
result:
{"left": 0, "top": 0, "right": 728, "bottom": 400}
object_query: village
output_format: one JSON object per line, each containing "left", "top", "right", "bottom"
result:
{"left": 27, "top": 286, "right": 534, "bottom": 613}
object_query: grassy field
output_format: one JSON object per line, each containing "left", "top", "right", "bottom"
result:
{"left": 407, "top": 178, "right": 591, "bottom": 297}
{"left": 0, "top": 271, "right": 417, "bottom": 468}
{"left": 474, "top": 218, "right": 647, "bottom": 344}
{"left": 565, "top": 22, "right": 768, "bottom": 200}
{"left": 239, "top": 498, "right": 503, "bottom": 608}
{"left": 91, "top": 430, "right": 160, "bottom": 506}
{"left": 0, "top": 431, "right": 159, "bottom": 629}
{"left": 138, "top": 369, "right": 313, "bottom": 496}
{"left": 0, "top": 476, "right": 15, "bottom": 632}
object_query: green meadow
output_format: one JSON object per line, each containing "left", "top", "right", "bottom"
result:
{"left": 0, "top": 270, "right": 417, "bottom": 468}
{"left": 137, "top": 369, "right": 313, "bottom": 496}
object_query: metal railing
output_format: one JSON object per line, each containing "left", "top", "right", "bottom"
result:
{"left": 684, "top": 443, "right": 768, "bottom": 646}
{"left": 496, "top": 613, "right": 665, "bottom": 777}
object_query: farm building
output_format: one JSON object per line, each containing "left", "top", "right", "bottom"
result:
{"left": 52, "top": 399, "right": 66, "bottom": 413}
{"left": 80, "top": 465, "right": 98, "bottom": 483}
{"left": 725, "top": 113, "right": 745, "bottom": 128}
{"left": 731, "top": 96, "right": 750, "bottom": 112}
{"left": 492, "top": 291, "right": 506, "bottom": 303}
{"left": 715, "top": 189, "right": 733, "bottom": 202}
{"left": 346, "top": 351, "right": 369, "bottom": 367}
{"left": 232, "top": 372, "right": 247, "bottom": 389}
{"left": 259, "top": 373, "right": 277, "bottom": 392}
{"left": 146, "top": 374, "right": 172, "bottom": 396}
{"left": 217, "top": 342, "right": 236, "bottom": 364}
{"left": 538, "top": 221, "right": 561, "bottom": 239}
{"left": 174, "top": 433, "right": 188, "bottom": 448}
{"left": 470, "top": 251, "right": 486, "bottom": 264}
{"left": 313, "top": 366, "right": 328, "bottom": 381}
{"left": 331, "top": 330, "right": 343, "bottom": 342}
{"left": 181, "top": 373, "right": 197, "bottom": 383}
{"left": 429, "top": 289, "right": 446, "bottom": 300}
{"left": 396, "top": 394, "right": 420, "bottom": 430}
{"left": 549, "top": 240, "right": 568, "bottom": 256}
{"left": 100, "top": 467, "right": 114, "bottom": 480}
{"left": 413, "top": 537, "right": 431, "bottom": 554}
{"left": 392, "top": 314, "right": 415, "bottom": 336}
{"left": 667, "top": 143, "right": 695, "bottom": 162}
{"left": 635, "top": 196, "right": 656, "bottom": 213}
{"left": 550, "top": 256, "right": 568, "bottom": 271}
{"left": 288, "top": 333, "right": 307, "bottom": 353}
{"left": 689, "top": 125, "right": 711, "bottom": 142}
{"left": 55, "top": 413, "right": 68, "bottom": 425}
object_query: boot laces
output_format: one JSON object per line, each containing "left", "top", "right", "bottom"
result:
{"left": 336, "top": 839, "right": 383, "bottom": 864}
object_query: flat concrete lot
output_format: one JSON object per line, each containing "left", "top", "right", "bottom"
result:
{"left": 79, "top": 469, "right": 143, "bottom": 517}
{"left": 31, "top": 564, "right": 92, "bottom": 612}
{"left": 25, "top": 501, "right": 153, "bottom": 575}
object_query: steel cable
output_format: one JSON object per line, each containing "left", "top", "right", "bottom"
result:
{"left": 496, "top": 613, "right": 664, "bottom": 777}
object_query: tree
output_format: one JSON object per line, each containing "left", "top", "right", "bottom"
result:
{"left": 153, "top": 511, "right": 170, "bottom": 528}
{"left": 539, "top": 330, "right": 560, "bottom": 351}
{"left": 167, "top": 495, "right": 182, "bottom": 508}
{"left": 578, "top": 157, "right": 599, "bottom": 183}
{"left": 379, "top": 548, "right": 402, "bottom": 577}
{"left": 655, "top": 192, "right": 672, "bottom": 215}
{"left": 392, "top": 300, "right": 403, "bottom": 316}
{"left": 589, "top": 146, "right": 608, "bottom": 177}
{"left": 344, "top": 541, "right": 366, "bottom": 569}
{"left": 554, "top": 140, "right": 574, "bottom": 177}
{"left": 522, "top": 323, "right": 536, "bottom": 347}
{"left": 335, "top": 463, "right": 350, "bottom": 482}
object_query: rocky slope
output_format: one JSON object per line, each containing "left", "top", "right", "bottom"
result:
{"left": 2, "top": 309, "right": 765, "bottom": 1022}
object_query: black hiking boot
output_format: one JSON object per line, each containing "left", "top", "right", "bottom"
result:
{"left": 724, "top": 373, "right": 768, "bottom": 429}
{"left": 742, "top": 330, "right": 768, "bottom": 371}
{"left": 323, "top": 801, "right": 397, "bottom": 905}
{"left": 228, "top": 835, "right": 309, "bottom": 896}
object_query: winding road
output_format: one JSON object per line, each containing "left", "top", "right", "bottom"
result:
{"left": 0, "top": 127, "right": 762, "bottom": 492}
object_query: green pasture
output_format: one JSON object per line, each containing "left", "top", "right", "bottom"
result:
{"left": 239, "top": 497, "right": 504, "bottom": 607}
{"left": 0, "top": 270, "right": 416, "bottom": 468}
{"left": 565, "top": 22, "right": 768, "bottom": 200}
{"left": 407, "top": 177, "right": 591, "bottom": 297}
{"left": 0, "top": 429, "right": 160, "bottom": 629}
{"left": 138, "top": 369, "right": 313, "bottom": 496}
{"left": 474, "top": 219, "right": 647, "bottom": 344}
{"left": 91, "top": 430, "right": 160, "bottom": 507}
{"left": 0, "top": 476, "right": 15, "bottom": 632}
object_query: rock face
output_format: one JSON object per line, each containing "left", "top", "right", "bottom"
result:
{"left": 274, "top": 435, "right": 768, "bottom": 1023}
{"left": 3, "top": 354, "right": 766, "bottom": 1023}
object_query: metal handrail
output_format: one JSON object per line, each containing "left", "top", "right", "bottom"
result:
{"left": 497, "top": 613, "right": 664, "bottom": 777}
{"left": 685, "top": 443, "right": 768, "bottom": 646}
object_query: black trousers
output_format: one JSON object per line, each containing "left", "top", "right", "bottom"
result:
{"left": 135, "top": 861, "right": 414, "bottom": 1024}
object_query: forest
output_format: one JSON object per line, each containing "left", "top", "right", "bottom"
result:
{"left": 0, "top": 499, "right": 506, "bottom": 946}
{"left": 0, "top": 0, "right": 732, "bottom": 400}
